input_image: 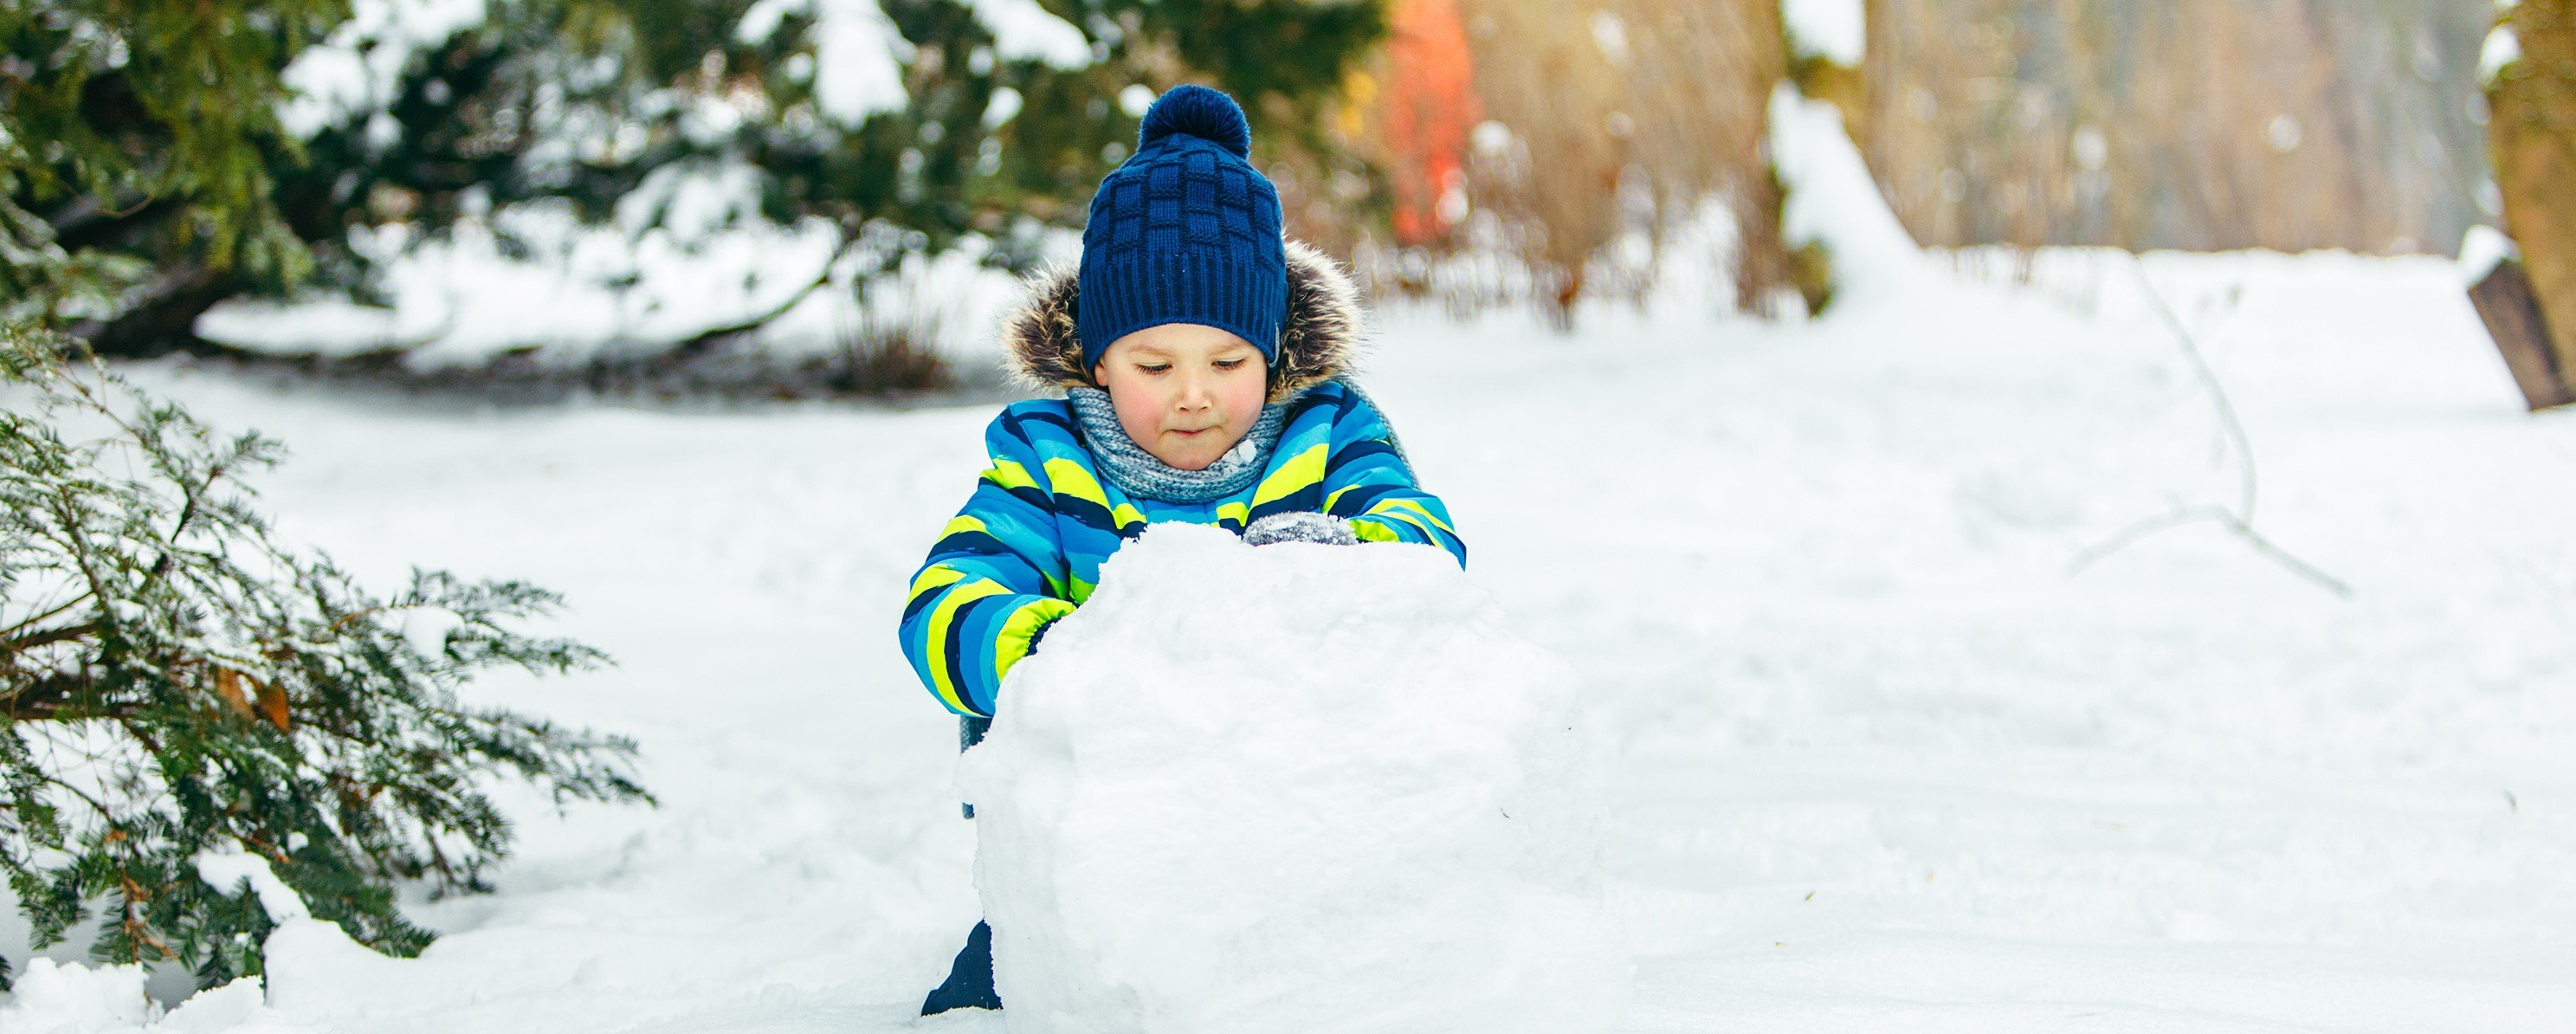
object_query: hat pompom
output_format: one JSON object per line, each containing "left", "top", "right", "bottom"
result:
{"left": 1139, "top": 84, "right": 1252, "bottom": 157}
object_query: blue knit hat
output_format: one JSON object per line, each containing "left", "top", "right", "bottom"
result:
{"left": 1075, "top": 85, "right": 1288, "bottom": 371}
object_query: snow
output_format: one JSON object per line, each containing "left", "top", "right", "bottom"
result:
{"left": 14, "top": 239, "right": 2576, "bottom": 1026}
{"left": 984, "top": 87, "right": 1026, "bottom": 129}
{"left": 2482, "top": 24, "right": 2521, "bottom": 83}
{"left": 736, "top": 0, "right": 1093, "bottom": 124}
{"left": 0, "top": 962, "right": 289, "bottom": 1033}
{"left": 196, "top": 206, "right": 849, "bottom": 369}
{"left": 2457, "top": 224, "right": 2518, "bottom": 285}
{"left": 1769, "top": 87, "right": 1934, "bottom": 307}
{"left": 198, "top": 205, "right": 837, "bottom": 365}
{"left": 959, "top": 524, "right": 1624, "bottom": 1032}
{"left": 191, "top": 294, "right": 428, "bottom": 359}
{"left": 393, "top": 605, "right": 465, "bottom": 658}
{"left": 810, "top": 0, "right": 914, "bottom": 125}
{"left": 615, "top": 159, "right": 767, "bottom": 242}
{"left": 1784, "top": 0, "right": 1865, "bottom": 65}
{"left": 959, "top": 0, "right": 1093, "bottom": 68}
{"left": 195, "top": 852, "right": 312, "bottom": 927}
{"left": 738, "top": 0, "right": 914, "bottom": 124}
{"left": 257, "top": 0, "right": 1097, "bottom": 364}
{"left": 279, "top": 0, "right": 490, "bottom": 139}
{"left": 1, "top": 963, "right": 158, "bottom": 1033}
{"left": 193, "top": 191, "right": 1059, "bottom": 374}
{"left": 1117, "top": 85, "right": 1157, "bottom": 120}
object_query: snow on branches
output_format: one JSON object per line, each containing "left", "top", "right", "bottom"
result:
{"left": 0, "top": 331, "right": 650, "bottom": 992}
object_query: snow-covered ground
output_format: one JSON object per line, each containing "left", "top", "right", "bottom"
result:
{"left": 10, "top": 93, "right": 2576, "bottom": 1026}
{"left": 9, "top": 236, "right": 2573, "bottom": 1031}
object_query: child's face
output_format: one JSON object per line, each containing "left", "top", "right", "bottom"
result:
{"left": 1091, "top": 323, "right": 1269, "bottom": 471}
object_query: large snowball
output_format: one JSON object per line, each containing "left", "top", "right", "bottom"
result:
{"left": 958, "top": 523, "right": 1627, "bottom": 1033}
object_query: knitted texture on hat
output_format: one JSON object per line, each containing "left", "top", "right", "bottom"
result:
{"left": 1065, "top": 386, "right": 1294, "bottom": 503}
{"left": 1075, "top": 85, "right": 1288, "bottom": 370}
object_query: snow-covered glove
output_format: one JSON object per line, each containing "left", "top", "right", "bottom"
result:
{"left": 1242, "top": 511, "right": 1359, "bottom": 547}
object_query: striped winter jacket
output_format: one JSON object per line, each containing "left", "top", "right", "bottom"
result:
{"left": 900, "top": 241, "right": 1468, "bottom": 718}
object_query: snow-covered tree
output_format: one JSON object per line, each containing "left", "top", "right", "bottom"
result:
{"left": 0, "top": 0, "right": 344, "bottom": 337}
{"left": 4, "top": 0, "right": 1385, "bottom": 363}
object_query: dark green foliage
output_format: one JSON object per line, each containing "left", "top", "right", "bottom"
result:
{"left": 0, "top": 328, "right": 651, "bottom": 990}
{"left": 5, "top": 0, "right": 1384, "bottom": 360}
{"left": 0, "top": 0, "right": 345, "bottom": 328}
{"left": 1151, "top": 0, "right": 1381, "bottom": 152}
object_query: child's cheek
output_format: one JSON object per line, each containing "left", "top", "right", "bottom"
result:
{"left": 1108, "top": 381, "right": 1167, "bottom": 436}
{"left": 1223, "top": 368, "right": 1268, "bottom": 423}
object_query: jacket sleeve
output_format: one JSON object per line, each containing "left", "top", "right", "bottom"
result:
{"left": 898, "top": 412, "right": 1080, "bottom": 718}
{"left": 1316, "top": 389, "right": 1468, "bottom": 566}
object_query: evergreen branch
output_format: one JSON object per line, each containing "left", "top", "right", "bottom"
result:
{"left": 0, "top": 329, "right": 649, "bottom": 988}
{"left": 31, "top": 771, "right": 126, "bottom": 836}
{"left": 0, "top": 593, "right": 96, "bottom": 644}
{"left": 0, "top": 685, "right": 129, "bottom": 722}
{"left": 1, "top": 622, "right": 100, "bottom": 657}
{"left": 137, "top": 461, "right": 221, "bottom": 591}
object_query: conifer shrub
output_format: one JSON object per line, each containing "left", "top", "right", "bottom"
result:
{"left": 6, "top": 0, "right": 1387, "bottom": 365}
{"left": 0, "top": 330, "right": 650, "bottom": 990}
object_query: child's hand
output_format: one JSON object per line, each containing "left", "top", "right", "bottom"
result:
{"left": 1242, "top": 511, "right": 1359, "bottom": 546}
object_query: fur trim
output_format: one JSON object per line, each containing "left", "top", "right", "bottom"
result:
{"left": 1000, "top": 238, "right": 1364, "bottom": 404}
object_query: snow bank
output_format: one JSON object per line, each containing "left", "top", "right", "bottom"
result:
{"left": 0, "top": 960, "right": 298, "bottom": 1034}
{"left": 958, "top": 524, "right": 1627, "bottom": 1034}
{"left": 1768, "top": 87, "right": 1935, "bottom": 310}
{"left": 193, "top": 208, "right": 1049, "bottom": 374}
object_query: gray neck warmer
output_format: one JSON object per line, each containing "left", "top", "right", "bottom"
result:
{"left": 1066, "top": 387, "right": 1294, "bottom": 503}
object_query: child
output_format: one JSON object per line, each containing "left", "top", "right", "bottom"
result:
{"left": 899, "top": 85, "right": 1466, "bottom": 1015}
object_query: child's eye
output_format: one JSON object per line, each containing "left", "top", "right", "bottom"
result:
{"left": 1213, "top": 359, "right": 1246, "bottom": 371}
{"left": 1137, "top": 363, "right": 1172, "bottom": 374}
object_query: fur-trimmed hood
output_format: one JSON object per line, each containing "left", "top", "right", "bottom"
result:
{"left": 1000, "top": 238, "right": 1363, "bottom": 404}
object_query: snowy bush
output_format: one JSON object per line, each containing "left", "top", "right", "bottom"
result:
{"left": 7, "top": 0, "right": 1387, "bottom": 370}
{"left": 0, "top": 331, "right": 649, "bottom": 991}
{"left": 959, "top": 523, "right": 1629, "bottom": 1034}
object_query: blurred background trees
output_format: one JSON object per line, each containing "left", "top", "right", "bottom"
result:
{"left": 1856, "top": 0, "right": 2489, "bottom": 255}
{"left": 1, "top": 0, "right": 343, "bottom": 339}
{"left": 1327, "top": 0, "right": 2508, "bottom": 319}
{"left": 1332, "top": 0, "right": 1799, "bottom": 321}
{"left": 1, "top": 0, "right": 2566, "bottom": 382}
{"left": 3, "top": 0, "right": 1379, "bottom": 376}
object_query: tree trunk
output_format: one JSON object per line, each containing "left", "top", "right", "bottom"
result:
{"left": 2469, "top": 258, "right": 2574, "bottom": 410}
{"left": 2490, "top": 0, "right": 2576, "bottom": 400}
